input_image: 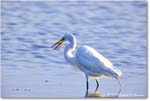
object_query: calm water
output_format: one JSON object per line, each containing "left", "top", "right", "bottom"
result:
{"left": 1, "top": 1, "right": 147, "bottom": 98}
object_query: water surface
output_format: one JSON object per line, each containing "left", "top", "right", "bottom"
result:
{"left": 1, "top": 1, "right": 147, "bottom": 98}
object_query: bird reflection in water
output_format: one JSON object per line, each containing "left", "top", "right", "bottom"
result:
{"left": 84, "top": 76, "right": 122, "bottom": 98}
{"left": 85, "top": 83, "right": 122, "bottom": 98}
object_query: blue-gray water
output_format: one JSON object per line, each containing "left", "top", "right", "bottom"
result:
{"left": 1, "top": 1, "right": 147, "bottom": 98}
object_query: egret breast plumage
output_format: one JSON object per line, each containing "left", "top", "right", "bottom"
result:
{"left": 51, "top": 34, "right": 122, "bottom": 94}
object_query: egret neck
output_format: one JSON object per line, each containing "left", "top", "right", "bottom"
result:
{"left": 64, "top": 36, "right": 77, "bottom": 65}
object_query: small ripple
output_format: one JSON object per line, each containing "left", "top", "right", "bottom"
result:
{"left": 2, "top": 38, "right": 10, "bottom": 41}
{"left": 50, "top": 59, "right": 66, "bottom": 64}
{"left": 30, "top": 52, "right": 46, "bottom": 59}
{"left": 17, "top": 37, "right": 25, "bottom": 41}
{"left": 31, "top": 44, "right": 49, "bottom": 49}
{"left": 6, "top": 22, "right": 17, "bottom": 26}
{"left": 1, "top": 31, "right": 6, "bottom": 35}
{"left": 4, "top": 50, "right": 15, "bottom": 54}
{"left": 34, "top": 55, "right": 45, "bottom": 59}
{"left": 88, "top": 17, "right": 106, "bottom": 24}
{"left": 16, "top": 48, "right": 29, "bottom": 52}
{"left": 97, "top": 5, "right": 113, "bottom": 13}
{"left": 131, "top": 1, "right": 147, "bottom": 8}
{"left": 36, "top": 32, "right": 47, "bottom": 35}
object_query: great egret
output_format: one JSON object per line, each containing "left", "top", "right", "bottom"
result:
{"left": 51, "top": 34, "right": 122, "bottom": 95}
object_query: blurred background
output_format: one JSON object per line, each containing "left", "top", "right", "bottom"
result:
{"left": 1, "top": 1, "right": 147, "bottom": 98}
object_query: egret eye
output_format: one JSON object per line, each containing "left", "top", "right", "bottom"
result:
{"left": 62, "top": 37, "right": 65, "bottom": 41}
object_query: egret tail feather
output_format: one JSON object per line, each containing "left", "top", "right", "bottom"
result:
{"left": 113, "top": 66, "right": 122, "bottom": 77}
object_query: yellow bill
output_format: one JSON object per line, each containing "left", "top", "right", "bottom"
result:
{"left": 50, "top": 37, "right": 65, "bottom": 50}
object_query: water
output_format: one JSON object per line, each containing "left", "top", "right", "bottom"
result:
{"left": 1, "top": 1, "right": 147, "bottom": 98}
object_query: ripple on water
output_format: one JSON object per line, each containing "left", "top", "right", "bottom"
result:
{"left": 1, "top": 1, "right": 147, "bottom": 98}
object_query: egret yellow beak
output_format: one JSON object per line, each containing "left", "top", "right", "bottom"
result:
{"left": 51, "top": 37, "right": 65, "bottom": 50}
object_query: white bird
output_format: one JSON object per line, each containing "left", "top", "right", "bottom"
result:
{"left": 51, "top": 34, "right": 122, "bottom": 95}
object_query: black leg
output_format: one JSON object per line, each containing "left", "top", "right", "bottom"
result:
{"left": 85, "top": 76, "right": 89, "bottom": 97}
{"left": 95, "top": 79, "right": 99, "bottom": 92}
{"left": 87, "top": 79, "right": 89, "bottom": 90}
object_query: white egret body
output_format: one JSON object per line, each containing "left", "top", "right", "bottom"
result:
{"left": 51, "top": 34, "right": 122, "bottom": 94}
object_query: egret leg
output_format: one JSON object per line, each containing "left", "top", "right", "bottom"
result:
{"left": 85, "top": 75, "right": 89, "bottom": 97}
{"left": 95, "top": 79, "right": 99, "bottom": 92}
{"left": 87, "top": 79, "right": 89, "bottom": 91}
{"left": 116, "top": 77, "right": 122, "bottom": 97}
{"left": 116, "top": 77, "right": 122, "bottom": 89}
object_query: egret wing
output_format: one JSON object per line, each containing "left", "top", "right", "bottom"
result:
{"left": 76, "top": 45, "right": 113, "bottom": 75}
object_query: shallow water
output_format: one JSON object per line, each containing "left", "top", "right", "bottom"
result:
{"left": 1, "top": 1, "right": 147, "bottom": 98}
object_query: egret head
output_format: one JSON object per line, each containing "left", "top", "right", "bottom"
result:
{"left": 51, "top": 34, "right": 75, "bottom": 50}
